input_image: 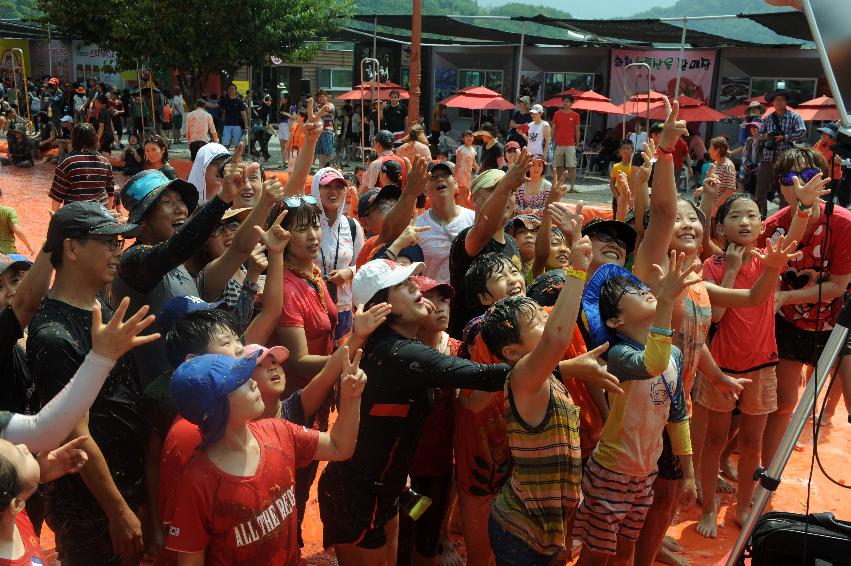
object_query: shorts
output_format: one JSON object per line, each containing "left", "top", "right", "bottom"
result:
{"left": 574, "top": 457, "right": 656, "bottom": 556}
{"left": 775, "top": 314, "right": 850, "bottom": 367}
{"left": 278, "top": 121, "right": 290, "bottom": 141}
{"left": 553, "top": 145, "right": 577, "bottom": 168}
{"left": 488, "top": 513, "right": 556, "bottom": 566}
{"left": 656, "top": 430, "right": 683, "bottom": 481}
{"left": 318, "top": 465, "right": 397, "bottom": 549}
{"left": 695, "top": 365, "right": 778, "bottom": 415}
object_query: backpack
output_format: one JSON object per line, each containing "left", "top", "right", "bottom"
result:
{"left": 30, "top": 93, "right": 41, "bottom": 113}
{"left": 741, "top": 511, "right": 851, "bottom": 565}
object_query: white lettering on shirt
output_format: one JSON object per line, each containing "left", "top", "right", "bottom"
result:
{"left": 232, "top": 486, "right": 296, "bottom": 547}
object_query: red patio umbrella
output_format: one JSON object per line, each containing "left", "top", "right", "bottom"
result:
{"left": 542, "top": 90, "right": 623, "bottom": 114}
{"left": 440, "top": 86, "right": 514, "bottom": 111}
{"left": 337, "top": 81, "right": 410, "bottom": 101}
{"left": 674, "top": 95, "right": 727, "bottom": 123}
{"left": 796, "top": 96, "right": 840, "bottom": 121}
{"left": 622, "top": 90, "right": 667, "bottom": 118}
{"left": 723, "top": 95, "right": 769, "bottom": 118}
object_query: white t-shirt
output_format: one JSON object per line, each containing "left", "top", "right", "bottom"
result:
{"left": 416, "top": 207, "right": 476, "bottom": 283}
{"left": 526, "top": 120, "right": 549, "bottom": 156}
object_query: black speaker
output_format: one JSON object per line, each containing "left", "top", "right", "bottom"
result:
{"left": 300, "top": 79, "right": 311, "bottom": 96}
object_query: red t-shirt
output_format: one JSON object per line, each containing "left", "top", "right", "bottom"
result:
{"left": 704, "top": 252, "right": 778, "bottom": 373}
{"left": 278, "top": 269, "right": 338, "bottom": 389}
{"left": 671, "top": 138, "right": 689, "bottom": 171}
{"left": 0, "top": 512, "right": 43, "bottom": 566}
{"left": 409, "top": 336, "right": 460, "bottom": 477}
{"left": 165, "top": 419, "right": 319, "bottom": 565}
{"left": 759, "top": 203, "right": 851, "bottom": 332}
{"left": 356, "top": 235, "right": 384, "bottom": 269}
{"left": 552, "top": 110, "right": 580, "bottom": 147}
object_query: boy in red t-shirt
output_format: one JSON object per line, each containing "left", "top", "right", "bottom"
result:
{"left": 551, "top": 94, "right": 582, "bottom": 192}
{"left": 165, "top": 350, "right": 366, "bottom": 565}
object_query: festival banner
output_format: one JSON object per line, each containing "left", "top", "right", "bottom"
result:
{"left": 609, "top": 48, "right": 717, "bottom": 103}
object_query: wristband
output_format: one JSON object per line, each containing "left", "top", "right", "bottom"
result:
{"left": 563, "top": 266, "right": 587, "bottom": 281}
{"left": 656, "top": 145, "right": 675, "bottom": 155}
{"left": 796, "top": 209, "right": 812, "bottom": 219}
{"left": 796, "top": 201, "right": 814, "bottom": 212}
{"left": 649, "top": 326, "right": 674, "bottom": 337}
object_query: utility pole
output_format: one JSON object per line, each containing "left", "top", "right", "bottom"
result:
{"left": 407, "top": 0, "right": 422, "bottom": 129}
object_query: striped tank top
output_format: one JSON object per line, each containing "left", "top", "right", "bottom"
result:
{"left": 490, "top": 375, "right": 582, "bottom": 555}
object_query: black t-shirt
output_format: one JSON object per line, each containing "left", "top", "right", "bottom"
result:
{"left": 480, "top": 142, "right": 504, "bottom": 172}
{"left": 39, "top": 122, "right": 54, "bottom": 143}
{"left": 58, "top": 124, "right": 72, "bottom": 140}
{"left": 27, "top": 297, "right": 145, "bottom": 511}
{"left": 508, "top": 110, "right": 532, "bottom": 143}
{"left": 447, "top": 226, "right": 522, "bottom": 339}
{"left": 93, "top": 108, "right": 113, "bottom": 142}
{"left": 0, "top": 306, "right": 34, "bottom": 415}
{"left": 383, "top": 103, "right": 407, "bottom": 133}
{"left": 219, "top": 96, "right": 246, "bottom": 126}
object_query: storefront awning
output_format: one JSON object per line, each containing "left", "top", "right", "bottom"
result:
{"left": 512, "top": 15, "right": 760, "bottom": 48}
{"left": 348, "top": 15, "right": 590, "bottom": 46}
{"left": 737, "top": 11, "right": 811, "bottom": 42}
{"left": 334, "top": 25, "right": 506, "bottom": 46}
{"left": 0, "top": 19, "right": 50, "bottom": 40}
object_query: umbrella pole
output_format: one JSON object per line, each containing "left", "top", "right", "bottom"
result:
{"left": 673, "top": 18, "right": 688, "bottom": 100}
{"left": 515, "top": 21, "right": 525, "bottom": 102}
{"left": 137, "top": 61, "right": 146, "bottom": 135}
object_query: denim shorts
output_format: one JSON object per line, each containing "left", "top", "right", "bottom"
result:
{"left": 488, "top": 513, "right": 556, "bottom": 566}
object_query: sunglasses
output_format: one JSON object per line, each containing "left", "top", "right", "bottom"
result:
{"left": 283, "top": 194, "right": 318, "bottom": 209}
{"left": 589, "top": 230, "right": 628, "bottom": 250}
{"left": 85, "top": 235, "right": 126, "bottom": 252}
{"left": 211, "top": 221, "right": 242, "bottom": 237}
{"left": 779, "top": 168, "right": 820, "bottom": 187}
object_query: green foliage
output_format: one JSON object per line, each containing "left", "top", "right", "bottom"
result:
{"left": 4, "top": 0, "right": 37, "bottom": 19}
{"left": 33, "top": 0, "right": 351, "bottom": 96}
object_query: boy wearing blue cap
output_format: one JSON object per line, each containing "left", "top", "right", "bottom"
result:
{"left": 574, "top": 251, "right": 696, "bottom": 565}
{"left": 165, "top": 349, "right": 366, "bottom": 564}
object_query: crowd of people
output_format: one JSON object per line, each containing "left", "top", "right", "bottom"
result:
{"left": 0, "top": 70, "right": 849, "bottom": 566}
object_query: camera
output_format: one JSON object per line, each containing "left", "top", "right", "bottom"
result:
{"left": 763, "top": 132, "right": 782, "bottom": 151}
{"left": 322, "top": 274, "right": 338, "bottom": 303}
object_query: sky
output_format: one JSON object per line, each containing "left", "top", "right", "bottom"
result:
{"left": 476, "top": 0, "right": 680, "bottom": 19}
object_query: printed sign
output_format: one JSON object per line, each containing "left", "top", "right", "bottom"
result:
{"left": 609, "top": 48, "right": 717, "bottom": 103}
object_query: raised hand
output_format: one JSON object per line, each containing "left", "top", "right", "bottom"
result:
{"left": 752, "top": 233, "right": 798, "bottom": 270}
{"left": 259, "top": 175, "right": 286, "bottom": 205}
{"left": 220, "top": 142, "right": 250, "bottom": 203}
{"left": 503, "top": 149, "right": 533, "bottom": 190}
{"left": 37, "top": 435, "right": 88, "bottom": 483}
{"left": 550, "top": 168, "right": 569, "bottom": 203}
{"left": 616, "top": 171, "right": 633, "bottom": 213}
{"left": 395, "top": 217, "right": 431, "bottom": 248}
{"left": 653, "top": 250, "right": 698, "bottom": 300}
{"left": 696, "top": 163, "right": 719, "bottom": 202}
{"left": 568, "top": 218, "right": 593, "bottom": 271}
{"left": 253, "top": 209, "right": 291, "bottom": 255}
{"left": 657, "top": 96, "right": 689, "bottom": 151}
{"left": 635, "top": 138, "right": 657, "bottom": 186}
{"left": 352, "top": 302, "right": 393, "bottom": 339}
{"left": 725, "top": 242, "right": 745, "bottom": 272}
{"left": 792, "top": 171, "right": 831, "bottom": 208}
{"left": 91, "top": 298, "right": 159, "bottom": 361}
{"left": 247, "top": 244, "right": 268, "bottom": 278}
{"left": 340, "top": 347, "right": 367, "bottom": 402}
{"left": 406, "top": 154, "right": 430, "bottom": 196}
{"left": 563, "top": 342, "right": 624, "bottom": 395}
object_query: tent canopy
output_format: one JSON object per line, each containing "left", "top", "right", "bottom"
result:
{"left": 738, "top": 11, "right": 811, "bottom": 41}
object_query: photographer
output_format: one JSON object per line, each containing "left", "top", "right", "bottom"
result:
{"left": 754, "top": 90, "right": 806, "bottom": 216}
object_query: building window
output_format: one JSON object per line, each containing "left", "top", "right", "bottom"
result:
{"left": 749, "top": 78, "right": 816, "bottom": 108}
{"left": 543, "top": 73, "right": 594, "bottom": 99}
{"left": 319, "top": 68, "right": 353, "bottom": 91}
{"left": 458, "top": 69, "right": 504, "bottom": 94}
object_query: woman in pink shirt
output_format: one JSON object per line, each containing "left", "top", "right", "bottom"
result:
{"left": 396, "top": 124, "right": 432, "bottom": 164}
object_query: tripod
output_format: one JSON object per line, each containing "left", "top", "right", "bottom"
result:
{"left": 726, "top": 296, "right": 851, "bottom": 565}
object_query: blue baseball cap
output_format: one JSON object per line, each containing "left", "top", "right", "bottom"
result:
{"left": 120, "top": 170, "right": 199, "bottom": 225}
{"left": 171, "top": 352, "right": 259, "bottom": 434}
{"left": 158, "top": 295, "right": 226, "bottom": 334}
{"left": 581, "top": 263, "right": 646, "bottom": 350}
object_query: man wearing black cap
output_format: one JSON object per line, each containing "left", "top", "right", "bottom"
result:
{"left": 358, "top": 184, "right": 402, "bottom": 239}
{"left": 755, "top": 91, "right": 806, "bottom": 215}
{"left": 363, "top": 130, "right": 401, "bottom": 191}
{"left": 379, "top": 158, "right": 403, "bottom": 188}
{"left": 27, "top": 202, "right": 147, "bottom": 565}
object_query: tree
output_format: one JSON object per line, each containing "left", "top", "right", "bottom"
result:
{"left": 36, "top": 0, "right": 352, "bottom": 99}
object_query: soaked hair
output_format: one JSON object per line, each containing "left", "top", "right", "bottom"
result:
{"left": 714, "top": 192, "right": 761, "bottom": 236}
{"left": 773, "top": 145, "right": 829, "bottom": 184}
{"left": 480, "top": 296, "right": 540, "bottom": 362}
{"left": 271, "top": 199, "right": 322, "bottom": 236}
{"left": 166, "top": 309, "right": 238, "bottom": 368}
{"left": 0, "top": 451, "right": 20, "bottom": 512}
{"left": 465, "top": 253, "right": 516, "bottom": 308}
{"left": 709, "top": 136, "right": 729, "bottom": 158}
{"left": 362, "top": 286, "right": 401, "bottom": 332}
{"left": 599, "top": 276, "right": 646, "bottom": 329}
{"left": 71, "top": 123, "right": 97, "bottom": 152}
{"left": 145, "top": 134, "right": 170, "bottom": 164}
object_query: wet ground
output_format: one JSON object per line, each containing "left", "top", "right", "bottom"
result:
{"left": 0, "top": 141, "right": 842, "bottom": 566}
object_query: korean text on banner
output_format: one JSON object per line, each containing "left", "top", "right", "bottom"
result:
{"left": 609, "top": 49, "right": 717, "bottom": 103}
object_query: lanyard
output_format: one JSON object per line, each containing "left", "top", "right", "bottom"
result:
{"left": 320, "top": 220, "right": 343, "bottom": 276}
{"left": 428, "top": 209, "right": 455, "bottom": 244}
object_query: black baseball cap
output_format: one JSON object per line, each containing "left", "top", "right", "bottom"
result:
{"left": 45, "top": 201, "right": 141, "bottom": 253}
{"left": 358, "top": 185, "right": 402, "bottom": 218}
{"left": 381, "top": 159, "right": 403, "bottom": 183}
{"left": 375, "top": 130, "right": 394, "bottom": 148}
{"left": 581, "top": 218, "right": 637, "bottom": 255}
{"left": 428, "top": 161, "right": 453, "bottom": 175}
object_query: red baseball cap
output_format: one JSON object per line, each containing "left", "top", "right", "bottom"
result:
{"left": 411, "top": 275, "right": 454, "bottom": 299}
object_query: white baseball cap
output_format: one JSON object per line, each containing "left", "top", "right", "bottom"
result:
{"left": 530, "top": 104, "right": 544, "bottom": 114}
{"left": 352, "top": 259, "right": 425, "bottom": 307}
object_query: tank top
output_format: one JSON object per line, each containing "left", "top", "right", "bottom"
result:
{"left": 526, "top": 121, "right": 547, "bottom": 156}
{"left": 490, "top": 375, "right": 582, "bottom": 556}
